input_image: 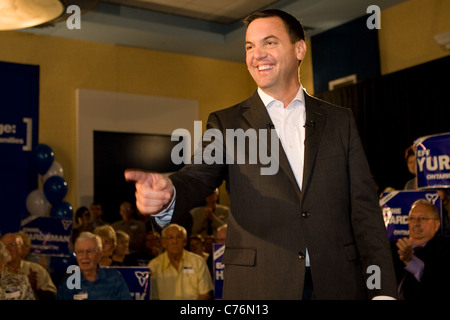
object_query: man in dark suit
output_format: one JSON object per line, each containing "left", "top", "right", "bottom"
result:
{"left": 125, "top": 9, "right": 398, "bottom": 299}
{"left": 393, "top": 199, "right": 450, "bottom": 299}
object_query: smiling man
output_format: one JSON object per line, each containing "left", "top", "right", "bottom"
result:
{"left": 245, "top": 14, "right": 306, "bottom": 107}
{"left": 125, "top": 9, "right": 398, "bottom": 299}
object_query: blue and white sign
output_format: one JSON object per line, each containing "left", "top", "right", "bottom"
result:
{"left": 213, "top": 244, "right": 225, "bottom": 300}
{"left": 0, "top": 61, "right": 39, "bottom": 235}
{"left": 108, "top": 267, "right": 150, "bottom": 300}
{"left": 20, "top": 216, "right": 72, "bottom": 257}
{"left": 415, "top": 132, "right": 450, "bottom": 189}
{"left": 380, "top": 190, "right": 442, "bottom": 241}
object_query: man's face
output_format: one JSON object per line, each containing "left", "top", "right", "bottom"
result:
{"left": 120, "top": 202, "right": 133, "bottom": 219}
{"left": 75, "top": 238, "right": 101, "bottom": 273}
{"left": 90, "top": 204, "right": 103, "bottom": 219}
{"left": 408, "top": 203, "right": 440, "bottom": 245}
{"left": 245, "top": 16, "right": 305, "bottom": 96}
{"left": 161, "top": 227, "right": 186, "bottom": 256}
{"left": 79, "top": 209, "right": 91, "bottom": 225}
{"left": 188, "top": 238, "right": 204, "bottom": 253}
{"left": 145, "top": 232, "right": 161, "bottom": 250}
{"left": 0, "top": 233, "right": 22, "bottom": 263}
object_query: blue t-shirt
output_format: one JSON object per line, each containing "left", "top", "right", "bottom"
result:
{"left": 57, "top": 266, "right": 131, "bottom": 300}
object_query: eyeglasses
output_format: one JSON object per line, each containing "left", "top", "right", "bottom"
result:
{"left": 407, "top": 217, "right": 437, "bottom": 223}
{"left": 74, "top": 249, "right": 98, "bottom": 256}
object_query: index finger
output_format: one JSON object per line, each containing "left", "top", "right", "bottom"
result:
{"left": 124, "top": 169, "right": 155, "bottom": 185}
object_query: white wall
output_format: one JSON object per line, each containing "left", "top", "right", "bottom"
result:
{"left": 76, "top": 88, "right": 198, "bottom": 207}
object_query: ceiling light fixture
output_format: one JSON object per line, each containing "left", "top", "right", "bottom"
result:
{"left": 0, "top": 0, "right": 64, "bottom": 31}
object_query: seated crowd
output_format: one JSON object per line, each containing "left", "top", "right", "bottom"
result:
{"left": 1, "top": 178, "right": 449, "bottom": 300}
{"left": 0, "top": 194, "right": 229, "bottom": 300}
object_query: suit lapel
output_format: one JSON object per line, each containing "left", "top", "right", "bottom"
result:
{"left": 302, "top": 93, "right": 326, "bottom": 199}
{"left": 240, "top": 91, "right": 272, "bottom": 129}
{"left": 240, "top": 91, "right": 301, "bottom": 196}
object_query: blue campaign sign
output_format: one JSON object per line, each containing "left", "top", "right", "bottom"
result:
{"left": 415, "top": 132, "right": 450, "bottom": 189}
{"left": 108, "top": 266, "right": 150, "bottom": 300}
{"left": 379, "top": 190, "right": 442, "bottom": 241}
{"left": 20, "top": 216, "right": 72, "bottom": 256}
{"left": 213, "top": 244, "right": 225, "bottom": 300}
{"left": 0, "top": 61, "right": 39, "bottom": 235}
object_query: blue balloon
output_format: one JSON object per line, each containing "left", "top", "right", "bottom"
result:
{"left": 33, "top": 144, "right": 55, "bottom": 174}
{"left": 43, "top": 176, "right": 68, "bottom": 205}
{"left": 50, "top": 201, "right": 73, "bottom": 219}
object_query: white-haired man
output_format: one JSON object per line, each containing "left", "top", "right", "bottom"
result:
{"left": 56, "top": 231, "right": 131, "bottom": 300}
{"left": 149, "top": 224, "right": 213, "bottom": 300}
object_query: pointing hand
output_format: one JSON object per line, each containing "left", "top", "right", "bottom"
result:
{"left": 124, "top": 170, "right": 174, "bottom": 215}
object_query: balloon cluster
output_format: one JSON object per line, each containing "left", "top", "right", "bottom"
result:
{"left": 25, "top": 144, "right": 73, "bottom": 219}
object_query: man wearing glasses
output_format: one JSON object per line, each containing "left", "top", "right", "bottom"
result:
{"left": 393, "top": 199, "right": 450, "bottom": 299}
{"left": 56, "top": 231, "right": 131, "bottom": 300}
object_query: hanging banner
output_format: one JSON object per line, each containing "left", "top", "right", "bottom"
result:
{"left": 0, "top": 61, "right": 39, "bottom": 235}
{"left": 213, "top": 243, "right": 225, "bottom": 300}
{"left": 415, "top": 132, "right": 450, "bottom": 189}
{"left": 20, "top": 216, "right": 72, "bottom": 257}
{"left": 107, "top": 266, "right": 150, "bottom": 300}
{"left": 379, "top": 190, "right": 442, "bottom": 241}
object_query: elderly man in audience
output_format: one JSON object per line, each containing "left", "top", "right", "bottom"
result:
{"left": 149, "top": 224, "right": 213, "bottom": 300}
{"left": 392, "top": 199, "right": 450, "bottom": 299}
{"left": 1, "top": 232, "right": 56, "bottom": 299}
{"left": 56, "top": 231, "right": 131, "bottom": 300}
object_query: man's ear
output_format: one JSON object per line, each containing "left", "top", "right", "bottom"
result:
{"left": 296, "top": 40, "right": 307, "bottom": 61}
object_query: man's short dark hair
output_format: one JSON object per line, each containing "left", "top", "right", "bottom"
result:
{"left": 243, "top": 9, "right": 305, "bottom": 43}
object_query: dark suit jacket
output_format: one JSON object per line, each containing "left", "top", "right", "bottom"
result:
{"left": 170, "top": 90, "right": 398, "bottom": 299}
{"left": 391, "top": 236, "right": 450, "bottom": 300}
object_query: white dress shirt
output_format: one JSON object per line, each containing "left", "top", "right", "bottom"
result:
{"left": 257, "top": 86, "right": 306, "bottom": 190}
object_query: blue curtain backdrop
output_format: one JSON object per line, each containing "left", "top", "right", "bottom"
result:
{"left": 311, "top": 14, "right": 381, "bottom": 94}
{"left": 0, "top": 61, "right": 39, "bottom": 235}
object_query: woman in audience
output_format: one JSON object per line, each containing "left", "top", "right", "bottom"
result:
{"left": 94, "top": 225, "right": 117, "bottom": 266}
{"left": 111, "top": 230, "right": 138, "bottom": 266}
